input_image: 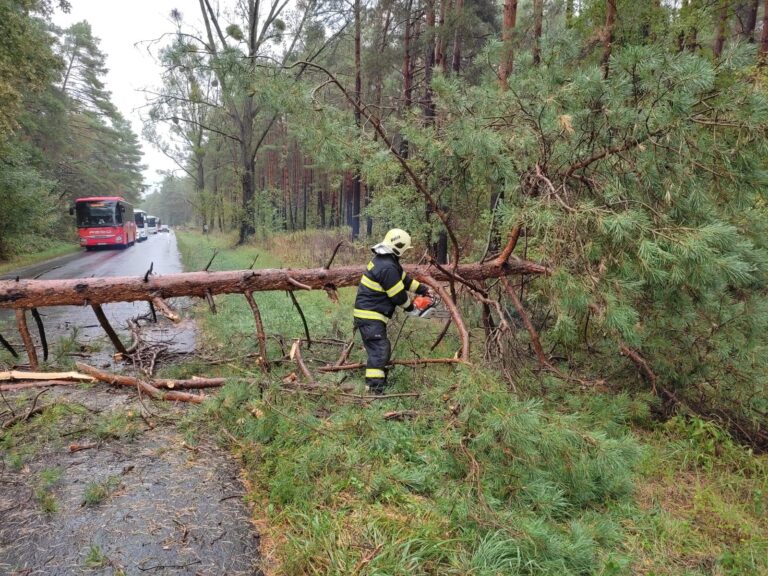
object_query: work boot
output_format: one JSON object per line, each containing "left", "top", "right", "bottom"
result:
{"left": 366, "top": 378, "right": 386, "bottom": 395}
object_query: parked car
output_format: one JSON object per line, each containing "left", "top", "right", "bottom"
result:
{"left": 159, "top": 225, "right": 170, "bottom": 233}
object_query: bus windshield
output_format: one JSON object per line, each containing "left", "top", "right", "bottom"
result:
{"left": 147, "top": 217, "right": 157, "bottom": 227}
{"left": 76, "top": 201, "right": 118, "bottom": 228}
{"left": 134, "top": 212, "right": 146, "bottom": 227}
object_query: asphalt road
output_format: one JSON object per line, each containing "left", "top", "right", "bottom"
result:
{"left": 0, "top": 232, "right": 195, "bottom": 365}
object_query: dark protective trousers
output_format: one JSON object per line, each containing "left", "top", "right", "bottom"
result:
{"left": 354, "top": 319, "right": 390, "bottom": 394}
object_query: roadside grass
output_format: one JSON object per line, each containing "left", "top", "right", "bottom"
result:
{"left": 0, "top": 240, "right": 79, "bottom": 276}
{"left": 624, "top": 419, "right": 768, "bottom": 575}
{"left": 34, "top": 466, "right": 63, "bottom": 514}
{"left": 82, "top": 475, "right": 121, "bottom": 507}
{"left": 176, "top": 230, "right": 768, "bottom": 575}
{"left": 83, "top": 543, "right": 108, "bottom": 569}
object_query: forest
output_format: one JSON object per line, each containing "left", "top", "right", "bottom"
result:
{"left": 8, "top": 0, "right": 766, "bottom": 444}
{"left": 2, "top": 0, "right": 768, "bottom": 573}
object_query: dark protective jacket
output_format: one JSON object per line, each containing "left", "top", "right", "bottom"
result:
{"left": 353, "top": 253, "right": 428, "bottom": 323}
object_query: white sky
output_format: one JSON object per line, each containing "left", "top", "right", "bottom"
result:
{"left": 53, "top": 0, "right": 201, "bottom": 191}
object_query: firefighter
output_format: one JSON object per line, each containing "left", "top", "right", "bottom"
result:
{"left": 353, "top": 229, "right": 434, "bottom": 394}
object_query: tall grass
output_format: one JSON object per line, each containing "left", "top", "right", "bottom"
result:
{"left": 176, "top": 230, "right": 768, "bottom": 576}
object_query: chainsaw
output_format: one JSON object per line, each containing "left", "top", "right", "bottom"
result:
{"left": 407, "top": 295, "right": 451, "bottom": 319}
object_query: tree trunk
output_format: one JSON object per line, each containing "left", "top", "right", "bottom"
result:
{"left": 566, "top": 0, "right": 574, "bottom": 28}
{"left": 436, "top": 0, "right": 450, "bottom": 69}
{"left": 402, "top": 0, "right": 414, "bottom": 109}
{"left": 499, "top": 0, "right": 518, "bottom": 89}
{"left": 451, "top": 0, "right": 464, "bottom": 73}
{"left": 400, "top": 0, "right": 415, "bottom": 159}
{"left": 351, "top": 0, "right": 362, "bottom": 239}
{"left": 602, "top": 0, "right": 617, "bottom": 78}
{"left": 238, "top": 139, "right": 256, "bottom": 244}
{"left": 532, "top": 0, "right": 544, "bottom": 65}
{"left": 761, "top": 0, "right": 768, "bottom": 63}
{"left": 318, "top": 187, "right": 326, "bottom": 228}
{"left": 713, "top": 0, "right": 729, "bottom": 58}
{"left": 0, "top": 260, "right": 550, "bottom": 309}
{"left": 424, "top": 0, "right": 436, "bottom": 120}
{"left": 734, "top": 0, "right": 758, "bottom": 40}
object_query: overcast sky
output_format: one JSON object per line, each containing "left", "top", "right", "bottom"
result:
{"left": 53, "top": 1, "right": 202, "bottom": 191}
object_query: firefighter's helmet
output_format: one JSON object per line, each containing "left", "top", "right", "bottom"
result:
{"left": 379, "top": 229, "right": 412, "bottom": 257}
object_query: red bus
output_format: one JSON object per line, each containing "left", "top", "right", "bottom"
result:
{"left": 70, "top": 196, "right": 137, "bottom": 249}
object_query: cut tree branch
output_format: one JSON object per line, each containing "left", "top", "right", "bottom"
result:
{"left": 75, "top": 362, "right": 206, "bottom": 403}
{"left": 15, "top": 310, "right": 38, "bottom": 370}
{"left": 244, "top": 290, "right": 270, "bottom": 370}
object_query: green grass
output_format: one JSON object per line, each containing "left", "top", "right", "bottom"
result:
{"left": 91, "top": 409, "right": 143, "bottom": 442}
{"left": 83, "top": 544, "right": 108, "bottom": 568}
{"left": 0, "top": 240, "right": 79, "bottom": 275}
{"left": 82, "top": 476, "right": 121, "bottom": 506}
{"left": 34, "top": 467, "right": 63, "bottom": 514}
{"left": 176, "top": 231, "right": 768, "bottom": 576}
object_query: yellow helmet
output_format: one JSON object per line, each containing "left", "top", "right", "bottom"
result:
{"left": 380, "top": 228, "right": 412, "bottom": 257}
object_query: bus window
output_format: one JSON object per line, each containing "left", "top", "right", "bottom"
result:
{"left": 75, "top": 201, "right": 116, "bottom": 227}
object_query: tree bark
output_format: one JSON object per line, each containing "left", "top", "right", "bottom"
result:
{"left": 436, "top": 0, "right": 449, "bottom": 69}
{"left": 424, "top": 0, "right": 436, "bottom": 121}
{"left": 351, "top": 0, "right": 362, "bottom": 239}
{"left": 713, "top": 0, "right": 729, "bottom": 58}
{"left": 402, "top": 0, "right": 414, "bottom": 109}
{"left": 761, "top": 0, "right": 768, "bottom": 63}
{"left": 602, "top": 0, "right": 617, "bottom": 78}
{"left": 499, "top": 0, "right": 518, "bottom": 89}
{"left": 0, "top": 260, "right": 549, "bottom": 310}
{"left": 451, "top": 0, "right": 464, "bottom": 73}
{"left": 532, "top": 0, "right": 544, "bottom": 66}
{"left": 734, "top": 0, "right": 758, "bottom": 41}
{"left": 15, "top": 309, "right": 38, "bottom": 370}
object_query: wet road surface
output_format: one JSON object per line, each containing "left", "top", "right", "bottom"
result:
{"left": 0, "top": 387, "right": 262, "bottom": 575}
{"left": 0, "top": 232, "right": 194, "bottom": 364}
{"left": 1, "top": 234, "right": 262, "bottom": 574}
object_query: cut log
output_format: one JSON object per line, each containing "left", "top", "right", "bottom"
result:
{"left": 0, "top": 259, "right": 549, "bottom": 310}
{"left": 0, "top": 370, "right": 95, "bottom": 382}
{"left": 75, "top": 362, "right": 206, "bottom": 403}
{"left": 153, "top": 376, "right": 226, "bottom": 390}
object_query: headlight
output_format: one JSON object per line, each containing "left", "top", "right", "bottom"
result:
{"left": 116, "top": 236, "right": 122, "bottom": 242}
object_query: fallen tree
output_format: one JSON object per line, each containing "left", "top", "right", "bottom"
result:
{"left": 0, "top": 250, "right": 548, "bottom": 371}
{"left": 0, "top": 258, "right": 547, "bottom": 309}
